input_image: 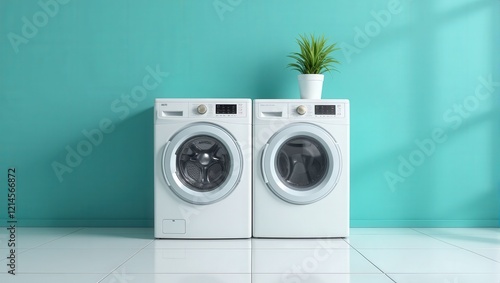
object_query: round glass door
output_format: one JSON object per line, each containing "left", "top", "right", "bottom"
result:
{"left": 275, "top": 137, "right": 328, "bottom": 189}
{"left": 261, "top": 123, "right": 341, "bottom": 204}
{"left": 162, "top": 123, "right": 242, "bottom": 205}
{"left": 176, "top": 135, "right": 230, "bottom": 192}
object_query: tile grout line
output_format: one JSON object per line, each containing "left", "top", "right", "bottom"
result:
{"left": 29, "top": 227, "right": 85, "bottom": 250}
{"left": 97, "top": 238, "right": 155, "bottom": 283}
{"left": 5, "top": 227, "right": 86, "bottom": 259}
{"left": 342, "top": 238, "right": 398, "bottom": 283}
{"left": 410, "top": 228, "right": 500, "bottom": 263}
{"left": 0, "top": 227, "right": 85, "bottom": 275}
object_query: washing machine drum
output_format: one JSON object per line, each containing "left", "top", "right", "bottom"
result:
{"left": 176, "top": 135, "right": 231, "bottom": 192}
{"left": 275, "top": 137, "right": 328, "bottom": 189}
{"left": 262, "top": 123, "right": 342, "bottom": 205}
{"left": 162, "top": 123, "right": 243, "bottom": 205}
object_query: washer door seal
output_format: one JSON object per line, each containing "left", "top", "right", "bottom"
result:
{"left": 261, "top": 122, "right": 342, "bottom": 205}
{"left": 162, "top": 122, "right": 243, "bottom": 205}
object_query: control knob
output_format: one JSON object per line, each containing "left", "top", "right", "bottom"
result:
{"left": 296, "top": 105, "right": 307, "bottom": 115}
{"left": 197, "top": 104, "right": 207, "bottom": 114}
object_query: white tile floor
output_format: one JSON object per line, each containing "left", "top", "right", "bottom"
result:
{"left": 0, "top": 228, "right": 499, "bottom": 282}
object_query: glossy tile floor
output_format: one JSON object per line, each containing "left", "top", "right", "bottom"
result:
{"left": 1, "top": 228, "right": 499, "bottom": 282}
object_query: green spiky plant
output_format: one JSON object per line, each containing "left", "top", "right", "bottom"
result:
{"left": 287, "top": 34, "right": 340, "bottom": 74}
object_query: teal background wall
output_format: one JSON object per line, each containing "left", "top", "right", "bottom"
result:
{"left": 1, "top": 0, "right": 498, "bottom": 227}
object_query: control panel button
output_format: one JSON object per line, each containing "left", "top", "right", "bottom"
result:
{"left": 296, "top": 105, "right": 307, "bottom": 115}
{"left": 197, "top": 104, "right": 208, "bottom": 114}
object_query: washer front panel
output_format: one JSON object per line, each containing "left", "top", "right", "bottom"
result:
{"left": 162, "top": 123, "right": 243, "bottom": 205}
{"left": 261, "top": 123, "right": 342, "bottom": 205}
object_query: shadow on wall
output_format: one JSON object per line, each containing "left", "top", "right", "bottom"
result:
{"left": 47, "top": 107, "right": 155, "bottom": 226}
{"left": 351, "top": 0, "right": 499, "bottom": 226}
{"left": 404, "top": 0, "right": 499, "bottom": 223}
{"left": 494, "top": 81, "right": 500, "bottom": 228}
{"left": 494, "top": 0, "right": 500, "bottom": 228}
{"left": 253, "top": 52, "right": 298, "bottom": 99}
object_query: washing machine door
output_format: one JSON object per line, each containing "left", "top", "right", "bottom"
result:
{"left": 261, "top": 122, "right": 342, "bottom": 205}
{"left": 162, "top": 122, "right": 243, "bottom": 205}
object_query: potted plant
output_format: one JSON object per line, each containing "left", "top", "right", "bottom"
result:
{"left": 287, "top": 34, "right": 340, "bottom": 99}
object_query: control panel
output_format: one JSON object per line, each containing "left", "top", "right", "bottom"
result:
{"left": 289, "top": 103, "right": 345, "bottom": 118}
{"left": 257, "top": 102, "right": 346, "bottom": 119}
{"left": 157, "top": 102, "right": 248, "bottom": 118}
{"left": 190, "top": 103, "right": 247, "bottom": 117}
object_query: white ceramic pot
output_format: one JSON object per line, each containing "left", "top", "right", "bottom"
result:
{"left": 298, "top": 74, "right": 324, "bottom": 99}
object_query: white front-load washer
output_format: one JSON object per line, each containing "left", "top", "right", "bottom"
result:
{"left": 253, "top": 99, "right": 349, "bottom": 238}
{"left": 154, "top": 98, "right": 252, "bottom": 239}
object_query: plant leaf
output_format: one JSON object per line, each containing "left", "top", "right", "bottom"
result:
{"left": 286, "top": 33, "right": 340, "bottom": 74}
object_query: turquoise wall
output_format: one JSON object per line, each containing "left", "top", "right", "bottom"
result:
{"left": 1, "top": 0, "right": 498, "bottom": 227}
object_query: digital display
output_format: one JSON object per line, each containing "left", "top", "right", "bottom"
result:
{"left": 315, "top": 105, "right": 336, "bottom": 115}
{"left": 216, "top": 104, "right": 237, "bottom": 114}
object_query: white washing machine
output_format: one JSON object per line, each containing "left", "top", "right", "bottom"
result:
{"left": 154, "top": 98, "right": 252, "bottom": 239}
{"left": 253, "top": 99, "right": 349, "bottom": 238}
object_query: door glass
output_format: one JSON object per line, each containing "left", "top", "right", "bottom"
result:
{"left": 275, "top": 136, "right": 328, "bottom": 190}
{"left": 176, "top": 135, "right": 231, "bottom": 192}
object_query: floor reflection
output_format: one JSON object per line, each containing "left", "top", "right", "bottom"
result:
{"left": 149, "top": 238, "right": 362, "bottom": 283}
{"left": 252, "top": 238, "right": 357, "bottom": 283}
{"left": 152, "top": 239, "right": 251, "bottom": 283}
